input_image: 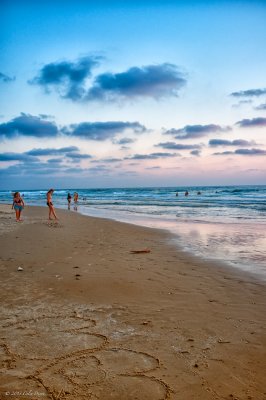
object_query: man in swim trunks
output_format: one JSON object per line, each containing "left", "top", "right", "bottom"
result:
{"left": 46, "top": 189, "right": 58, "bottom": 220}
{"left": 12, "top": 192, "right": 25, "bottom": 222}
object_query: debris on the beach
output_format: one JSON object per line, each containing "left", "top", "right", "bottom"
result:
{"left": 17, "top": 266, "right": 23, "bottom": 271}
{"left": 130, "top": 249, "right": 151, "bottom": 254}
{"left": 217, "top": 338, "right": 231, "bottom": 344}
{"left": 141, "top": 320, "right": 152, "bottom": 326}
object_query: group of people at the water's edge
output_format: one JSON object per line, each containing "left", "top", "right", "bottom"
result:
{"left": 12, "top": 189, "right": 80, "bottom": 221}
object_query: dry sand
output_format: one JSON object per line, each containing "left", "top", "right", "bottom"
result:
{"left": 0, "top": 204, "right": 265, "bottom": 400}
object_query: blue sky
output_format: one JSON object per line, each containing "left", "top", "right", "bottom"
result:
{"left": 0, "top": 0, "right": 266, "bottom": 189}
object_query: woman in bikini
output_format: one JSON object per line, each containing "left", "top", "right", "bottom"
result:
{"left": 46, "top": 189, "right": 58, "bottom": 220}
{"left": 73, "top": 192, "right": 79, "bottom": 211}
{"left": 12, "top": 192, "right": 25, "bottom": 222}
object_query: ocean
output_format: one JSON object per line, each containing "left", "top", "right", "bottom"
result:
{"left": 2, "top": 185, "right": 266, "bottom": 279}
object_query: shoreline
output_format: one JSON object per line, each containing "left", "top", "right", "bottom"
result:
{"left": 1, "top": 205, "right": 266, "bottom": 399}
{"left": 3, "top": 202, "right": 266, "bottom": 282}
{"left": 1, "top": 184, "right": 266, "bottom": 280}
{"left": 75, "top": 204, "right": 266, "bottom": 281}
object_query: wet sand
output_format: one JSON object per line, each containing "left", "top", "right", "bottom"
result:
{"left": 0, "top": 204, "right": 266, "bottom": 400}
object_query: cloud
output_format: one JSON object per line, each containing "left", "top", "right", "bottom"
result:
{"left": 209, "top": 139, "right": 256, "bottom": 147}
{"left": 65, "top": 152, "right": 92, "bottom": 159}
{"left": 112, "top": 137, "right": 136, "bottom": 145}
{"left": 0, "top": 114, "right": 146, "bottom": 141}
{"left": 0, "top": 152, "right": 39, "bottom": 162}
{"left": 156, "top": 141, "right": 202, "bottom": 150}
{"left": 190, "top": 150, "right": 201, "bottom": 156}
{"left": 0, "top": 72, "right": 15, "bottom": 83}
{"left": 145, "top": 166, "right": 161, "bottom": 169}
{"left": 232, "top": 100, "right": 253, "bottom": 108}
{"left": 212, "top": 151, "right": 234, "bottom": 155}
{"left": 0, "top": 157, "right": 84, "bottom": 177}
{"left": 26, "top": 146, "right": 79, "bottom": 156}
{"left": 230, "top": 88, "right": 266, "bottom": 97}
{"left": 101, "top": 157, "right": 122, "bottom": 163}
{"left": 235, "top": 148, "right": 266, "bottom": 155}
{"left": 255, "top": 103, "right": 266, "bottom": 111}
{"left": 65, "top": 121, "right": 146, "bottom": 140}
{"left": 64, "top": 167, "right": 86, "bottom": 173}
{"left": 47, "top": 158, "right": 63, "bottom": 164}
{"left": 236, "top": 117, "right": 266, "bottom": 128}
{"left": 38, "top": 114, "right": 55, "bottom": 119}
{"left": 30, "top": 58, "right": 186, "bottom": 103}
{"left": 0, "top": 158, "right": 92, "bottom": 177}
{"left": 29, "top": 56, "right": 101, "bottom": 101}
{"left": 0, "top": 160, "right": 68, "bottom": 179}
{"left": 118, "top": 170, "right": 138, "bottom": 176}
{"left": 165, "top": 124, "right": 230, "bottom": 139}
{"left": 213, "top": 148, "right": 266, "bottom": 156}
{"left": 126, "top": 152, "right": 179, "bottom": 160}
{"left": 85, "top": 63, "right": 187, "bottom": 102}
{"left": 88, "top": 165, "right": 110, "bottom": 173}
{"left": 0, "top": 113, "right": 58, "bottom": 139}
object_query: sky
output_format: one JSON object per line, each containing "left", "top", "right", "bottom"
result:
{"left": 0, "top": 0, "right": 266, "bottom": 189}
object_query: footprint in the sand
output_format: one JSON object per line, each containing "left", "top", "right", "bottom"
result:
{"left": 0, "top": 313, "right": 171, "bottom": 400}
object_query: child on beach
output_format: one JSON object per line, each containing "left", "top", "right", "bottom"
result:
{"left": 12, "top": 192, "right": 25, "bottom": 222}
{"left": 46, "top": 189, "right": 58, "bottom": 220}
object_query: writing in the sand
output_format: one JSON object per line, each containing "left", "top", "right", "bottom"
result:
{"left": 4, "top": 391, "right": 46, "bottom": 397}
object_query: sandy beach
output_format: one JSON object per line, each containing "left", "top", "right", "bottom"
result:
{"left": 0, "top": 204, "right": 266, "bottom": 400}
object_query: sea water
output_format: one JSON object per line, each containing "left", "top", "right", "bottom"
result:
{"left": 1, "top": 185, "right": 266, "bottom": 279}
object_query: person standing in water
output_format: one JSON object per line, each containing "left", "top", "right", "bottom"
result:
{"left": 73, "top": 192, "right": 79, "bottom": 211}
{"left": 12, "top": 192, "right": 25, "bottom": 222}
{"left": 73, "top": 192, "right": 79, "bottom": 203}
{"left": 46, "top": 189, "right": 58, "bottom": 220}
{"left": 67, "top": 193, "right": 72, "bottom": 209}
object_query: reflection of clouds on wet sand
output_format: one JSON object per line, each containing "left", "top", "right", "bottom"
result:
{"left": 78, "top": 206, "right": 266, "bottom": 279}
{"left": 173, "top": 222, "right": 266, "bottom": 278}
